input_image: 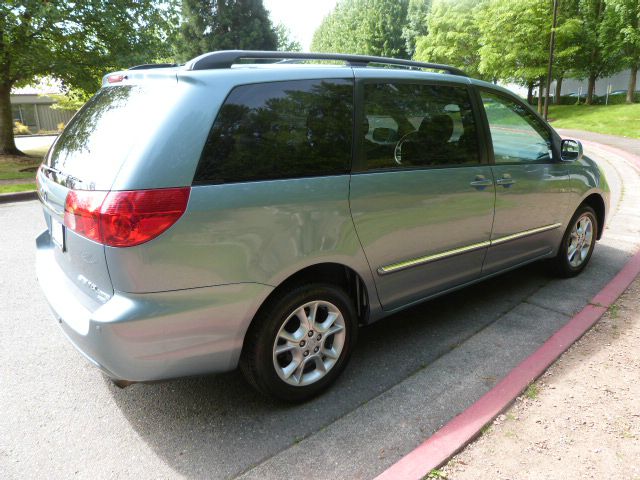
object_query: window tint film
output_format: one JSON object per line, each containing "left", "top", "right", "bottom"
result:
{"left": 362, "top": 83, "right": 479, "bottom": 169}
{"left": 481, "top": 90, "right": 552, "bottom": 164}
{"left": 195, "top": 79, "right": 353, "bottom": 184}
{"left": 48, "top": 85, "right": 177, "bottom": 189}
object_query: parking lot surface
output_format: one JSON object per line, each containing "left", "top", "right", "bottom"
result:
{"left": 1, "top": 142, "right": 639, "bottom": 479}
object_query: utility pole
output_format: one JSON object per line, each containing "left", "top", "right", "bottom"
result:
{"left": 544, "top": 0, "right": 559, "bottom": 120}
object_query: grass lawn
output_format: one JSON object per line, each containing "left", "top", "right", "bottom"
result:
{"left": 0, "top": 182, "right": 37, "bottom": 194}
{"left": 547, "top": 104, "right": 640, "bottom": 138}
{"left": 0, "top": 145, "right": 48, "bottom": 194}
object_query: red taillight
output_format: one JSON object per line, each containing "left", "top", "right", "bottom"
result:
{"left": 64, "top": 187, "right": 190, "bottom": 247}
{"left": 64, "top": 190, "right": 107, "bottom": 243}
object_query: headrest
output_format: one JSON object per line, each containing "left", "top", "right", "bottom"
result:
{"left": 418, "top": 114, "right": 454, "bottom": 142}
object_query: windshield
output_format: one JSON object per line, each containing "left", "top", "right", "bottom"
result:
{"left": 47, "top": 85, "right": 173, "bottom": 190}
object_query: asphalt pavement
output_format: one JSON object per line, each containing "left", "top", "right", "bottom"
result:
{"left": 1, "top": 138, "right": 639, "bottom": 479}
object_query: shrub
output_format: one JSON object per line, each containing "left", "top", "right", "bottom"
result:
{"left": 13, "top": 121, "right": 31, "bottom": 135}
{"left": 56, "top": 122, "right": 66, "bottom": 131}
{"left": 604, "top": 92, "right": 640, "bottom": 105}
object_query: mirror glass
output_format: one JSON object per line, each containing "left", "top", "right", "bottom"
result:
{"left": 561, "top": 139, "right": 582, "bottom": 161}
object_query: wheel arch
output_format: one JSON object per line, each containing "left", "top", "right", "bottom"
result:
{"left": 581, "top": 193, "right": 606, "bottom": 240}
{"left": 241, "top": 263, "right": 370, "bottom": 354}
{"left": 263, "top": 262, "right": 368, "bottom": 323}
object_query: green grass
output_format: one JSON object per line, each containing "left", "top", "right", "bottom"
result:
{"left": 547, "top": 104, "right": 640, "bottom": 138}
{"left": 424, "top": 469, "right": 448, "bottom": 479}
{"left": 0, "top": 145, "right": 48, "bottom": 188}
{"left": 0, "top": 158, "right": 40, "bottom": 180}
{"left": 524, "top": 383, "right": 539, "bottom": 400}
{"left": 0, "top": 182, "right": 36, "bottom": 194}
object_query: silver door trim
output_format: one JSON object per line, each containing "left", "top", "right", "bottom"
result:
{"left": 377, "top": 222, "right": 562, "bottom": 275}
{"left": 377, "top": 240, "right": 491, "bottom": 275}
{"left": 490, "top": 222, "right": 562, "bottom": 245}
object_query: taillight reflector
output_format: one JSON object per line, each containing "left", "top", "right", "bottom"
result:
{"left": 64, "top": 187, "right": 190, "bottom": 247}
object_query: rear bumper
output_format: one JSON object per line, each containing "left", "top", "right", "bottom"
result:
{"left": 35, "top": 230, "right": 273, "bottom": 382}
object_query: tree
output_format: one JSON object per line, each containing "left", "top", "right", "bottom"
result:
{"left": 478, "top": 0, "right": 553, "bottom": 111}
{"left": 604, "top": 0, "right": 640, "bottom": 103}
{"left": 0, "top": 0, "right": 174, "bottom": 155}
{"left": 572, "top": 0, "right": 624, "bottom": 104}
{"left": 403, "top": 0, "right": 431, "bottom": 58}
{"left": 413, "top": 0, "right": 484, "bottom": 78}
{"left": 311, "top": 0, "right": 409, "bottom": 58}
{"left": 552, "top": 0, "right": 583, "bottom": 103}
{"left": 175, "top": 0, "right": 277, "bottom": 62}
{"left": 275, "top": 24, "right": 302, "bottom": 52}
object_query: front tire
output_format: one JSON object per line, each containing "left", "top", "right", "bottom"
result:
{"left": 551, "top": 205, "right": 598, "bottom": 278}
{"left": 240, "top": 283, "right": 358, "bottom": 402}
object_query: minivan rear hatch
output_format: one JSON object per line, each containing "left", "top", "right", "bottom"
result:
{"left": 38, "top": 79, "right": 179, "bottom": 306}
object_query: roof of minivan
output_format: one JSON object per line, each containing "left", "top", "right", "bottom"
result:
{"left": 103, "top": 63, "right": 477, "bottom": 89}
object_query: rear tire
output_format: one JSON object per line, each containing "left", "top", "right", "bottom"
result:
{"left": 550, "top": 205, "right": 598, "bottom": 278}
{"left": 240, "top": 283, "right": 357, "bottom": 402}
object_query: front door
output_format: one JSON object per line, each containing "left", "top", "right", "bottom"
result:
{"left": 479, "top": 89, "right": 571, "bottom": 273}
{"left": 349, "top": 79, "right": 495, "bottom": 310}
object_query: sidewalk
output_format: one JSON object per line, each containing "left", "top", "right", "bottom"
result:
{"left": 556, "top": 128, "right": 640, "bottom": 158}
{"left": 440, "top": 276, "right": 640, "bottom": 479}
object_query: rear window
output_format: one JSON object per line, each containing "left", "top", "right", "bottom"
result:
{"left": 47, "top": 85, "right": 172, "bottom": 189}
{"left": 194, "top": 79, "right": 354, "bottom": 184}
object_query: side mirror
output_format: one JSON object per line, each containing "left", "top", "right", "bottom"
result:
{"left": 561, "top": 139, "right": 583, "bottom": 162}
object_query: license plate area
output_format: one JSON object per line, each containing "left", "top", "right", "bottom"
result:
{"left": 51, "top": 218, "right": 66, "bottom": 251}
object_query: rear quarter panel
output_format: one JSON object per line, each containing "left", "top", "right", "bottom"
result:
{"left": 105, "top": 176, "right": 376, "bottom": 296}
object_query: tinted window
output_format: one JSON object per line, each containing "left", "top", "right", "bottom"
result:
{"left": 194, "top": 79, "right": 353, "bottom": 184}
{"left": 48, "top": 85, "right": 177, "bottom": 189}
{"left": 362, "top": 83, "right": 480, "bottom": 170}
{"left": 481, "top": 90, "right": 552, "bottom": 164}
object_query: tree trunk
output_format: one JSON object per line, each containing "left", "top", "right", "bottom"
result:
{"left": 627, "top": 65, "right": 637, "bottom": 104}
{"left": 537, "top": 78, "right": 544, "bottom": 114}
{"left": 0, "top": 82, "right": 24, "bottom": 155}
{"left": 527, "top": 82, "right": 534, "bottom": 105}
{"left": 554, "top": 76, "right": 563, "bottom": 105}
{"left": 586, "top": 74, "right": 597, "bottom": 105}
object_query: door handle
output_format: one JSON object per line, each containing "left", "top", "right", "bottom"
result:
{"left": 496, "top": 174, "right": 516, "bottom": 187}
{"left": 470, "top": 175, "right": 493, "bottom": 190}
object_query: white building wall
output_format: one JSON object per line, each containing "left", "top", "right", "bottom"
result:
{"left": 502, "top": 69, "right": 639, "bottom": 99}
{"left": 559, "top": 69, "right": 639, "bottom": 96}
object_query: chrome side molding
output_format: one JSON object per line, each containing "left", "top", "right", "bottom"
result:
{"left": 377, "top": 223, "right": 562, "bottom": 275}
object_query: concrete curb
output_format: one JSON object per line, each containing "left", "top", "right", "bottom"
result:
{"left": 0, "top": 191, "right": 38, "bottom": 204}
{"left": 375, "top": 140, "right": 640, "bottom": 480}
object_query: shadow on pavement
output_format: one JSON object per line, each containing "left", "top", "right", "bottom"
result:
{"left": 109, "top": 261, "right": 554, "bottom": 479}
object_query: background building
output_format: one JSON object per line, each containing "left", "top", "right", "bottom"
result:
{"left": 11, "top": 85, "right": 76, "bottom": 133}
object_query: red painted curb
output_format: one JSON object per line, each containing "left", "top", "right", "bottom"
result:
{"left": 376, "top": 248, "right": 640, "bottom": 480}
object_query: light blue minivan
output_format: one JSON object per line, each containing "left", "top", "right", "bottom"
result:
{"left": 36, "top": 51, "right": 609, "bottom": 401}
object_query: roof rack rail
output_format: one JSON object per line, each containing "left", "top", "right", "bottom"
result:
{"left": 185, "top": 50, "right": 467, "bottom": 76}
{"left": 128, "top": 63, "right": 178, "bottom": 70}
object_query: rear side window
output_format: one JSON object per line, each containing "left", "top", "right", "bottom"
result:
{"left": 194, "top": 79, "right": 354, "bottom": 184}
{"left": 362, "top": 83, "right": 480, "bottom": 170}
